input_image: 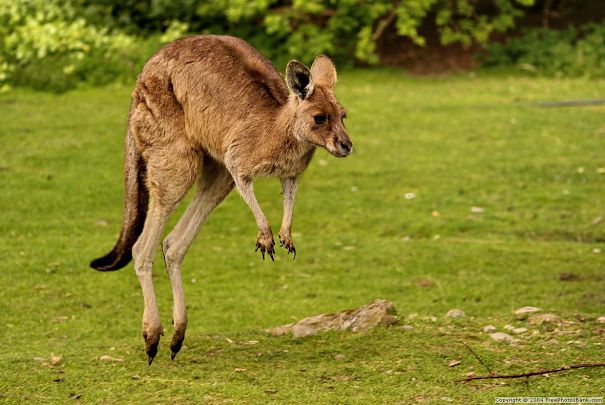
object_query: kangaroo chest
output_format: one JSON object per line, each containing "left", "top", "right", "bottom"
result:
{"left": 254, "top": 147, "right": 316, "bottom": 179}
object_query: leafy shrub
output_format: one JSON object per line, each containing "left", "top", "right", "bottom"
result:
{"left": 187, "top": 0, "right": 536, "bottom": 68}
{"left": 483, "top": 23, "right": 605, "bottom": 77}
{"left": 1, "top": 0, "right": 537, "bottom": 91}
{"left": 0, "top": 0, "right": 142, "bottom": 91}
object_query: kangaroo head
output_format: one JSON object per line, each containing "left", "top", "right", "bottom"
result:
{"left": 285, "top": 56, "right": 352, "bottom": 157}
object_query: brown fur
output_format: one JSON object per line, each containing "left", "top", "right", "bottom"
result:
{"left": 90, "top": 35, "right": 352, "bottom": 362}
{"left": 89, "top": 116, "right": 149, "bottom": 271}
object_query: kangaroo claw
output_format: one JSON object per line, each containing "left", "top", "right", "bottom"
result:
{"left": 256, "top": 232, "right": 275, "bottom": 261}
{"left": 278, "top": 233, "right": 296, "bottom": 259}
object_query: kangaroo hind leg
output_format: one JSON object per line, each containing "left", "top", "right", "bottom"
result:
{"left": 162, "top": 156, "right": 235, "bottom": 360}
{"left": 132, "top": 144, "right": 199, "bottom": 364}
{"left": 130, "top": 100, "right": 200, "bottom": 364}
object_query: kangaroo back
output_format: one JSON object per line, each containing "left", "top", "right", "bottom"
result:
{"left": 90, "top": 125, "right": 149, "bottom": 271}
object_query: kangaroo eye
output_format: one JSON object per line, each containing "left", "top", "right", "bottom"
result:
{"left": 314, "top": 115, "right": 327, "bottom": 125}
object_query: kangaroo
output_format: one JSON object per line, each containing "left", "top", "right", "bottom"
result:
{"left": 90, "top": 35, "right": 352, "bottom": 364}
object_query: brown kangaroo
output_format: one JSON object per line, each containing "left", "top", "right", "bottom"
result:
{"left": 90, "top": 35, "right": 352, "bottom": 364}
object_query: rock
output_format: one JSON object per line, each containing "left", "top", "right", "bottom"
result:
{"left": 99, "top": 355, "right": 124, "bottom": 363}
{"left": 514, "top": 306, "right": 541, "bottom": 319}
{"left": 596, "top": 316, "right": 605, "bottom": 324}
{"left": 334, "top": 354, "right": 345, "bottom": 361}
{"left": 482, "top": 325, "right": 497, "bottom": 333}
{"left": 266, "top": 299, "right": 397, "bottom": 338}
{"left": 528, "top": 313, "right": 560, "bottom": 325}
{"left": 446, "top": 309, "right": 465, "bottom": 318}
{"left": 448, "top": 359, "right": 461, "bottom": 367}
{"left": 265, "top": 324, "right": 293, "bottom": 337}
{"left": 490, "top": 332, "right": 515, "bottom": 343}
{"left": 503, "top": 324, "right": 515, "bottom": 331}
{"left": 50, "top": 354, "right": 62, "bottom": 366}
{"left": 401, "top": 325, "right": 414, "bottom": 331}
{"left": 514, "top": 306, "right": 541, "bottom": 315}
{"left": 289, "top": 323, "right": 316, "bottom": 338}
{"left": 512, "top": 327, "right": 528, "bottom": 334}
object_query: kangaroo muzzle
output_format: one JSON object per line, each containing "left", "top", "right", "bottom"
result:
{"left": 331, "top": 133, "right": 352, "bottom": 157}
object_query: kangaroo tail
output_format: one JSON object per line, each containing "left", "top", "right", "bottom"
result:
{"left": 90, "top": 128, "right": 149, "bottom": 271}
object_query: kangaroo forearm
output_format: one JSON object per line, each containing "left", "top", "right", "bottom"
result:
{"left": 234, "top": 179, "right": 270, "bottom": 232}
{"left": 280, "top": 177, "right": 298, "bottom": 233}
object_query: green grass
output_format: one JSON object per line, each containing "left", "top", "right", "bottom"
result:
{"left": 0, "top": 70, "right": 604, "bottom": 403}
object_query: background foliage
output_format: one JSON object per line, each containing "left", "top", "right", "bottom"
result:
{"left": 2, "top": 0, "right": 604, "bottom": 92}
{"left": 0, "top": 0, "right": 135, "bottom": 91}
{"left": 1, "top": 0, "right": 538, "bottom": 92}
{"left": 484, "top": 23, "right": 605, "bottom": 78}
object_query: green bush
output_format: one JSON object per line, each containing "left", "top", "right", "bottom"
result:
{"left": 1, "top": 0, "right": 537, "bottom": 91}
{"left": 0, "top": 0, "right": 148, "bottom": 92}
{"left": 483, "top": 23, "right": 605, "bottom": 77}
{"left": 186, "top": 0, "right": 536, "bottom": 68}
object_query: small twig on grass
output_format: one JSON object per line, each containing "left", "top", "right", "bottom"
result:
{"left": 462, "top": 343, "right": 493, "bottom": 374}
{"left": 456, "top": 362, "right": 605, "bottom": 383}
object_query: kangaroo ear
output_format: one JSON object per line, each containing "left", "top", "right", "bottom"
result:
{"left": 286, "top": 60, "right": 314, "bottom": 100}
{"left": 310, "top": 55, "right": 337, "bottom": 88}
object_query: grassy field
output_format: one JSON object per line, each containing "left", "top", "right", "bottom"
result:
{"left": 0, "top": 70, "right": 604, "bottom": 403}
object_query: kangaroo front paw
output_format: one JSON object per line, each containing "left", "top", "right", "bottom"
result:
{"left": 255, "top": 230, "right": 275, "bottom": 261}
{"left": 142, "top": 325, "right": 163, "bottom": 365}
{"left": 278, "top": 232, "right": 296, "bottom": 259}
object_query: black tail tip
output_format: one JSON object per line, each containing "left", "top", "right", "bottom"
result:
{"left": 90, "top": 250, "right": 131, "bottom": 272}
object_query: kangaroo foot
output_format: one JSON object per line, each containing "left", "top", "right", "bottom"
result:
{"left": 143, "top": 326, "right": 163, "bottom": 365}
{"left": 255, "top": 230, "right": 275, "bottom": 261}
{"left": 170, "top": 323, "right": 186, "bottom": 360}
{"left": 278, "top": 232, "right": 296, "bottom": 259}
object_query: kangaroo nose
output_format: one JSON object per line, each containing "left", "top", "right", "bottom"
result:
{"left": 339, "top": 140, "right": 352, "bottom": 154}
